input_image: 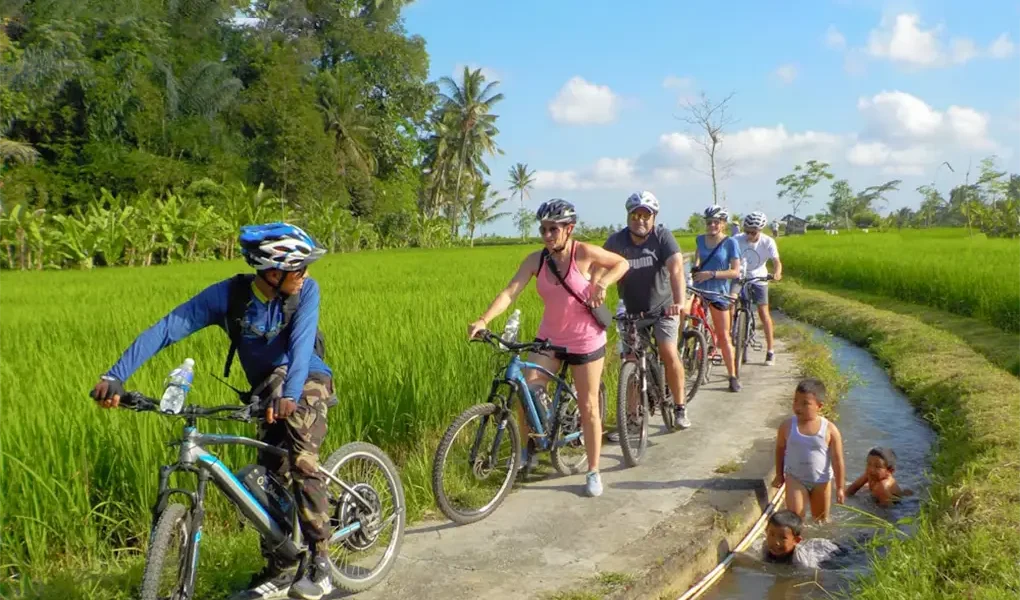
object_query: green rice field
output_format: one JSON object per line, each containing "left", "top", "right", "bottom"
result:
{"left": 778, "top": 228, "right": 1020, "bottom": 333}
{"left": 0, "top": 244, "right": 627, "bottom": 592}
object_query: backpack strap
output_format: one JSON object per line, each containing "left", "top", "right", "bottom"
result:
{"left": 537, "top": 248, "right": 549, "bottom": 277}
{"left": 223, "top": 274, "right": 255, "bottom": 378}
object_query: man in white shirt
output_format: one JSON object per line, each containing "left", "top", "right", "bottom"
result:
{"left": 730, "top": 211, "right": 783, "bottom": 365}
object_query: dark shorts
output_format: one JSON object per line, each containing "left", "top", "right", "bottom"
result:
{"left": 708, "top": 298, "right": 732, "bottom": 311}
{"left": 730, "top": 281, "right": 769, "bottom": 305}
{"left": 534, "top": 339, "right": 607, "bottom": 366}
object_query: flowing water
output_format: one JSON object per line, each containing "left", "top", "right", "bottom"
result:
{"left": 700, "top": 324, "right": 936, "bottom": 600}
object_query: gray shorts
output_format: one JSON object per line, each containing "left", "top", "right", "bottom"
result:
{"left": 618, "top": 314, "right": 679, "bottom": 354}
{"left": 730, "top": 281, "right": 769, "bottom": 305}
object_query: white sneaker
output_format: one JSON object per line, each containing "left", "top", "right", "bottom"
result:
{"left": 765, "top": 351, "right": 775, "bottom": 366}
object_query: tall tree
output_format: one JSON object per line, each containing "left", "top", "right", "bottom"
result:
{"left": 507, "top": 162, "right": 535, "bottom": 240}
{"left": 464, "top": 179, "right": 509, "bottom": 246}
{"left": 680, "top": 91, "right": 736, "bottom": 206}
{"left": 437, "top": 66, "right": 504, "bottom": 237}
{"left": 776, "top": 160, "right": 833, "bottom": 217}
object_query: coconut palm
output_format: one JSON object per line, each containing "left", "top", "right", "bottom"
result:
{"left": 464, "top": 179, "right": 509, "bottom": 246}
{"left": 507, "top": 162, "right": 536, "bottom": 240}
{"left": 437, "top": 66, "right": 504, "bottom": 237}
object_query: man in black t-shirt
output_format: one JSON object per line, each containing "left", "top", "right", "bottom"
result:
{"left": 603, "top": 191, "right": 691, "bottom": 432}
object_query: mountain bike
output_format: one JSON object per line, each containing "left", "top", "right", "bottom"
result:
{"left": 613, "top": 309, "right": 708, "bottom": 467}
{"left": 731, "top": 274, "right": 774, "bottom": 377}
{"left": 431, "top": 330, "right": 605, "bottom": 525}
{"left": 687, "top": 288, "right": 731, "bottom": 384}
{"left": 114, "top": 387, "right": 405, "bottom": 599}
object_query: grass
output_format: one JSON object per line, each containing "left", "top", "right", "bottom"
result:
{"left": 542, "top": 571, "right": 635, "bottom": 600}
{"left": 0, "top": 244, "right": 627, "bottom": 598}
{"left": 785, "top": 279, "right": 1020, "bottom": 376}
{"left": 773, "top": 280, "right": 1020, "bottom": 599}
{"left": 778, "top": 228, "right": 1020, "bottom": 333}
{"left": 713, "top": 460, "right": 741, "bottom": 474}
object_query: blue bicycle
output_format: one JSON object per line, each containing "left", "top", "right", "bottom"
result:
{"left": 114, "top": 386, "right": 405, "bottom": 599}
{"left": 431, "top": 329, "right": 605, "bottom": 525}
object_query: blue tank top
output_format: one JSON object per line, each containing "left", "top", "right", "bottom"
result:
{"left": 694, "top": 235, "right": 740, "bottom": 299}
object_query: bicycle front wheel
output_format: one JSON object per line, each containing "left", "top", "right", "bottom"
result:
{"left": 681, "top": 328, "right": 708, "bottom": 403}
{"left": 616, "top": 361, "right": 649, "bottom": 467}
{"left": 325, "top": 442, "right": 406, "bottom": 593}
{"left": 432, "top": 403, "right": 520, "bottom": 525}
{"left": 733, "top": 309, "right": 749, "bottom": 378}
{"left": 140, "top": 503, "right": 191, "bottom": 600}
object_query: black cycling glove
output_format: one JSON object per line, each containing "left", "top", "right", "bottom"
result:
{"left": 91, "top": 375, "right": 126, "bottom": 402}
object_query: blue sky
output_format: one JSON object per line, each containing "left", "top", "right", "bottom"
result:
{"left": 402, "top": 0, "right": 1019, "bottom": 234}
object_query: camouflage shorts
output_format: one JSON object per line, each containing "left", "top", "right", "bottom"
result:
{"left": 253, "top": 366, "right": 335, "bottom": 557}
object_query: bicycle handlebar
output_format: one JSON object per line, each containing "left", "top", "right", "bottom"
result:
{"left": 118, "top": 391, "right": 260, "bottom": 422}
{"left": 613, "top": 308, "right": 667, "bottom": 322}
{"left": 736, "top": 274, "right": 775, "bottom": 285}
{"left": 471, "top": 329, "right": 568, "bottom": 356}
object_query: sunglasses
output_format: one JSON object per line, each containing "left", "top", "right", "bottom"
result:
{"left": 629, "top": 211, "right": 653, "bottom": 221}
{"left": 540, "top": 225, "right": 563, "bottom": 236}
{"left": 705, "top": 219, "right": 723, "bottom": 226}
{"left": 744, "top": 229, "right": 760, "bottom": 235}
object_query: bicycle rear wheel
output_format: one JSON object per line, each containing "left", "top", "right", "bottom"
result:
{"left": 616, "top": 361, "right": 649, "bottom": 467}
{"left": 432, "top": 403, "right": 520, "bottom": 525}
{"left": 680, "top": 328, "right": 708, "bottom": 403}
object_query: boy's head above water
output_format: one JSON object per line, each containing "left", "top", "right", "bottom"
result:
{"left": 793, "top": 378, "right": 826, "bottom": 419}
{"left": 866, "top": 446, "right": 897, "bottom": 479}
{"left": 765, "top": 510, "right": 803, "bottom": 559}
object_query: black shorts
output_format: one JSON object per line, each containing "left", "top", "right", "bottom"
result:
{"left": 534, "top": 339, "right": 607, "bottom": 366}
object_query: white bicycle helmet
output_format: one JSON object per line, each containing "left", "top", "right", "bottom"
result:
{"left": 536, "top": 198, "right": 578, "bottom": 224}
{"left": 703, "top": 205, "right": 729, "bottom": 222}
{"left": 743, "top": 211, "right": 768, "bottom": 230}
{"left": 239, "top": 222, "right": 326, "bottom": 271}
{"left": 625, "top": 191, "right": 660, "bottom": 214}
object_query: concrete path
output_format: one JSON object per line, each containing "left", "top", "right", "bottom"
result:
{"left": 354, "top": 344, "right": 797, "bottom": 600}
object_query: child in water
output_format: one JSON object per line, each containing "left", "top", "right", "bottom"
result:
{"left": 760, "top": 510, "right": 845, "bottom": 569}
{"left": 847, "top": 446, "right": 913, "bottom": 507}
{"left": 772, "top": 378, "right": 846, "bottom": 522}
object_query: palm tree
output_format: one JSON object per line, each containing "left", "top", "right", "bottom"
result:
{"left": 317, "top": 69, "right": 377, "bottom": 177}
{"left": 507, "top": 162, "right": 536, "bottom": 240}
{"left": 437, "top": 66, "right": 504, "bottom": 237}
{"left": 464, "top": 179, "right": 509, "bottom": 246}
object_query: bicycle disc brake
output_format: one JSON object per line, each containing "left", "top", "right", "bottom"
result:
{"left": 335, "top": 483, "right": 383, "bottom": 551}
{"left": 556, "top": 398, "right": 583, "bottom": 448}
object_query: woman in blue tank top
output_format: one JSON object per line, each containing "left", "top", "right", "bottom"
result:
{"left": 691, "top": 206, "right": 742, "bottom": 392}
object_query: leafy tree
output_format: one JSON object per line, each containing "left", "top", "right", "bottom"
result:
{"left": 507, "top": 162, "right": 536, "bottom": 239}
{"left": 776, "top": 160, "right": 834, "bottom": 217}
{"left": 464, "top": 179, "right": 509, "bottom": 246}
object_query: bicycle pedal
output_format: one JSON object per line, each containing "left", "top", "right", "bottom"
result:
{"left": 751, "top": 342, "right": 763, "bottom": 351}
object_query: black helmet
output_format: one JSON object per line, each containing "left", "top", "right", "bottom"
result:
{"left": 536, "top": 198, "right": 578, "bottom": 224}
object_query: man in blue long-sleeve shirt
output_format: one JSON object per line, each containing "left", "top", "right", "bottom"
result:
{"left": 90, "top": 223, "right": 336, "bottom": 600}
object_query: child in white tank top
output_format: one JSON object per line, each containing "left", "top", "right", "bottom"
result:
{"left": 772, "top": 379, "right": 846, "bottom": 522}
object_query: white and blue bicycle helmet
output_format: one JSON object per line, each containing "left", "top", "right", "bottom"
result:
{"left": 703, "top": 205, "right": 729, "bottom": 222}
{"left": 625, "top": 191, "right": 660, "bottom": 214}
{"left": 239, "top": 222, "right": 326, "bottom": 271}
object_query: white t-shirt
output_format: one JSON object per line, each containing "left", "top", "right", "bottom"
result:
{"left": 733, "top": 233, "right": 779, "bottom": 279}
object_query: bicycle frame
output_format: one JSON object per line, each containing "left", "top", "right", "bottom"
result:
{"left": 618, "top": 319, "right": 667, "bottom": 404}
{"left": 486, "top": 354, "right": 582, "bottom": 452}
{"left": 731, "top": 279, "right": 763, "bottom": 352}
{"left": 151, "top": 425, "right": 374, "bottom": 599}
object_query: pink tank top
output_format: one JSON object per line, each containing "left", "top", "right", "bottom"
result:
{"left": 535, "top": 242, "right": 607, "bottom": 355}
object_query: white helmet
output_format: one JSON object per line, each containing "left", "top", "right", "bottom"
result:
{"left": 703, "top": 205, "right": 729, "bottom": 222}
{"left": 625, "top": 191, "right": 659, "bottom": 214}
{"left": 743, "top": 211, "right": 767, "bottom": 230}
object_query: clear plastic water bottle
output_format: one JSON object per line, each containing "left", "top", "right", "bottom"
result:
{"left": 160, "top": 358, "right": 195, "bottom": 414}
{"left": 500, "top": 309, "right": 521, "bottom": 350}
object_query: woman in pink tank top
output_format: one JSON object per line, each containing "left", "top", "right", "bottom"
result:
{"left": 468, "top": 199, "right": 630, "bottom": 498}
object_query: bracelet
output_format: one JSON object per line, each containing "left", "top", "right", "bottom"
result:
{"left": 711, "top": 271, "right": 717, "bottom": 280}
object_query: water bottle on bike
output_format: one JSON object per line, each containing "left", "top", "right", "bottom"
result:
{"left": 499, "top": 309, "right": 521, "bottom": 350}
{"left": 159, "top": 358, "right": 194, "bottom": 414}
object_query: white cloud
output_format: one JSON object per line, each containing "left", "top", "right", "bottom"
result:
{"left": 825, "top": 25, "right": 847, "bottom": 50}
{"left": 867, "top": 13, "right": 943, "bottom": 67}
{"left": 849, "top": 91, "right": 996, "bottom": 174}
{"left": 452, "top": 63, "right": 501, "bottom": 83}
{"left": 862, "top": 13, "right": 1016, "bottom": 68}
{"left": 988, "top": 33, "right": 1015, "bottom": 59}
{"left": 548, "top": 76, "right": 620, "bottom": 125}
{"left": 774, "top": 64, "right": 798, "bottom": 84}
{"left": 663, "top": 75, "right": 695, "bottom": 90}
{"left": 534, "top": 158, "right": 637, "bottom": 191}
{"left": 950, "top": 38, "right": 979, "bottom": 64}
{"left": 856, "top": 90, "right": 993, "bottom": 149}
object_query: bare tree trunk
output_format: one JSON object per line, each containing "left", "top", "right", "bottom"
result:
{"left": 709, "top": 143, "right": 718, "bottom": 206}
{"left": 16, "top": 228, "right": 25, "bottom": 270}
